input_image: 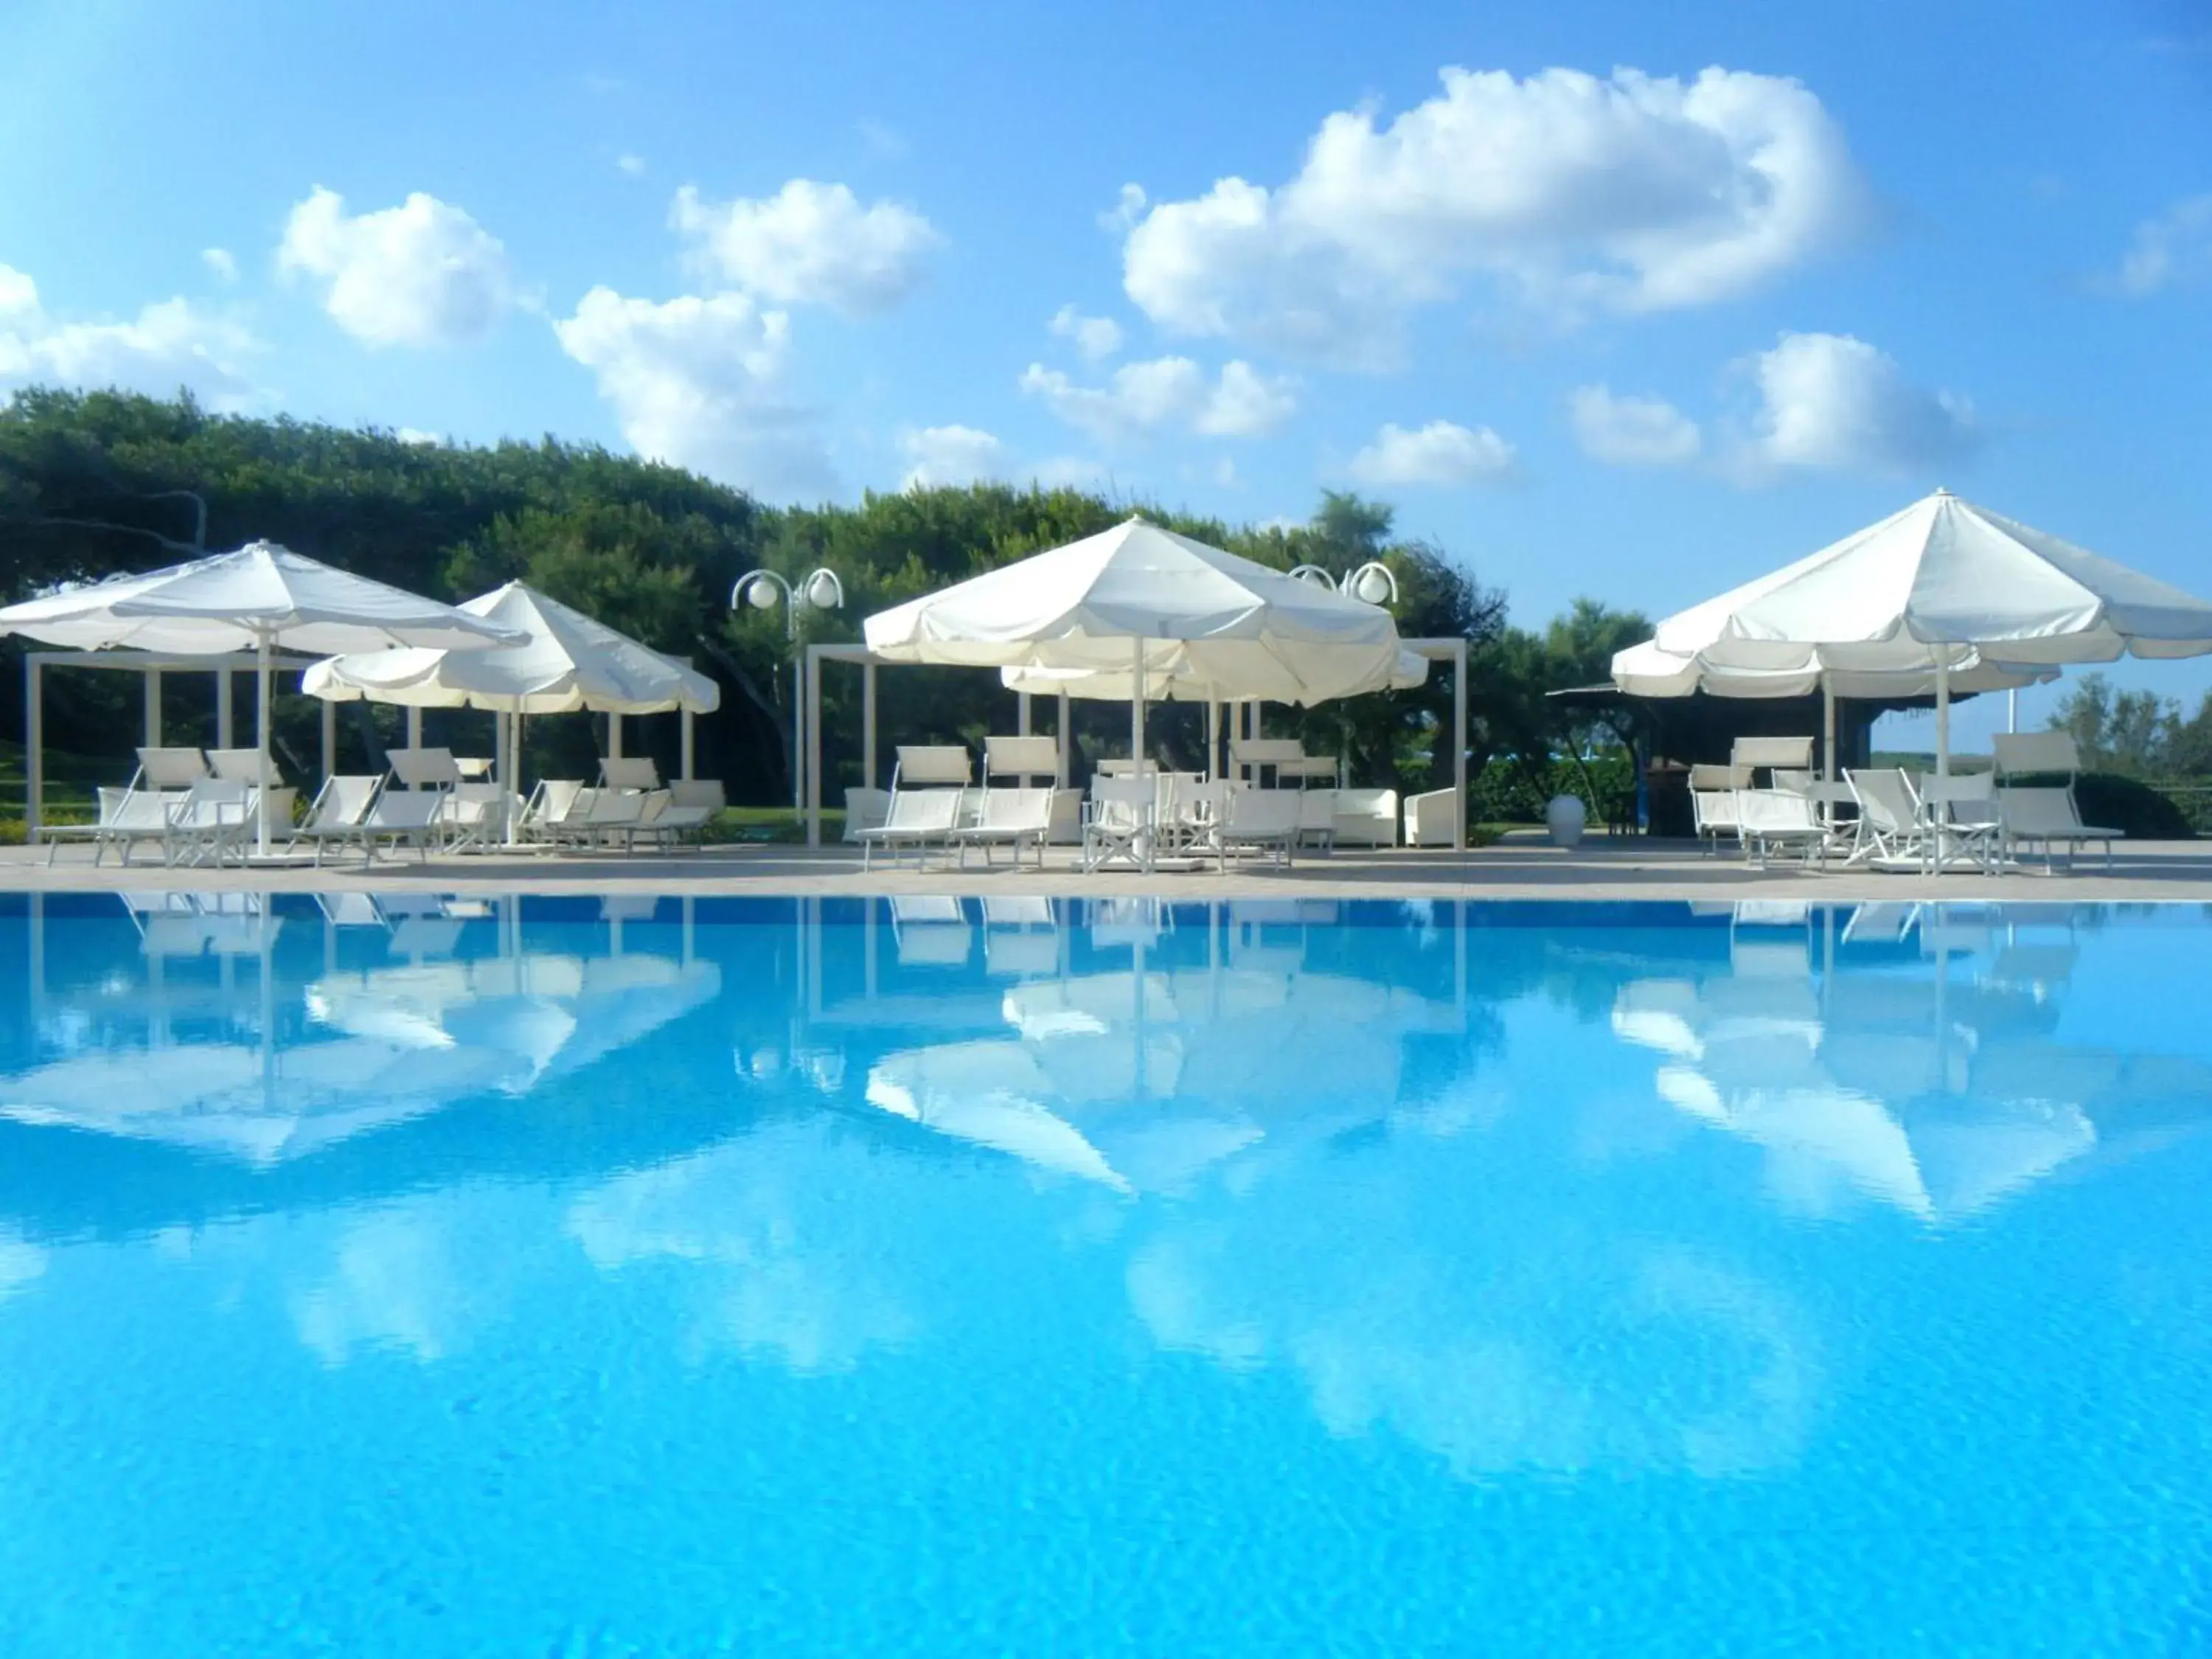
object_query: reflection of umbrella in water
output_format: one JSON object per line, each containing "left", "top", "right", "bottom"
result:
{"left": 1615, "top": 967, "right": 2107, "bottom": 1222}
{"left": 308, "top": 952, "right": 722, "bottom": 1091}
{"left": 865, "top": 1041, "right": 1132, "bottom": 1192}
{"left": 0, "top": 1036, "right": 521, "bottom": 1165}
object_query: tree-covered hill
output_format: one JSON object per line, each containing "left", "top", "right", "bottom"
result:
{"left": 1, "top": 387, "right": 1632, "bottom": 811}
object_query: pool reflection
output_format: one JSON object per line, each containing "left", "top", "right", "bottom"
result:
{"left": 1, "top": 893, "right": 2208, "bottom": 1486}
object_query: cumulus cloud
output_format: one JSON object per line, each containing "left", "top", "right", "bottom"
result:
{"left": 0, "top": 264, "right": 262, "bottom": 410}
{"left": 1120, "top": 66, "right": 1871, "bottom": 367}
{"left": 277, "top": 186, "right": 512, "bottom": 347}
{"left": 616, "top": 153, "right": 647, "bottom": 177}
{"left": 201, "top": 247, "right": 238, "bottom": 284}
{"left": 394, "top": 427, "right": 444, "bottom": 446}
{"left": 1568, "top": 385, "right": 1703, "bottom": 466}
{"left": 1020, "top": 355, "right": 1295, "bottom": 442}
{"left": 899, "top": 423, "right": 1003, "bottom": 489}
{"left": 2110, "top": 194, "right": 2212, "bottom": 296}
{"left": 1048, "top": 303, "right": 1124, "bottom": 361}
{"left": 553, "top": 285, "right": 834, "bottom": 501}
{"left": 1736, "top": 331, "right": 1979, "bottom": 476}
{"left": 672, "top": 180, "right": 939, "bottom": 314}
{"left": 1346, "top": 420, "right": 1517, "bottom": 487}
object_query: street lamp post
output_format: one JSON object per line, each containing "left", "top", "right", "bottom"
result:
{"left": 732, "top": 566, "right": 846, "bottom": 813}
{"left": 1288, "top": 560, "right": 1399, "bottom": 606}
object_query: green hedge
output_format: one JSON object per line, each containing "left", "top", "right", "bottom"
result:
{"left": 1471, "top": 754, "right": 1636, "bottom": 827}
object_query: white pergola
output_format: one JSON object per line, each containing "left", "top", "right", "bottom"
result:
{"left": 798, "top": 636, "right": 1470, "bottom": 849}
{"left": 21, "top": 649, "right": 335, "bottom": 841}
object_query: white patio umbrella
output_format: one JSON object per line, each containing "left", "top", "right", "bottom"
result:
{"left": 864, "top": 517, "right": 1405, "bottom": 762}
{"left": 1621, "top": 489, "right": 2212, "bottom": 779}
{"left": 0, "top": 541, "right": 520, "bottom": 854}
{"left": 302, "top": 580, "right": 720, "bottom": 841}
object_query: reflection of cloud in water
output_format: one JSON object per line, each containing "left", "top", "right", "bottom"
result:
{"left": 0, "top": 1225, "right": 44, "bottom": 1303}
{"left": 1125, "top": 1120, "right": 1820, "bottom": 1483}
{"left": 568, "top": 1126, "right": 918, "bottom": 1376}
{"left": 291, "top": 1206, "right": 481, "bottom": 1366}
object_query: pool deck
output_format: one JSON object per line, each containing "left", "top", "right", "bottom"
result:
{"left": 7, "top": 834, "right": 2211, "bottom": 902}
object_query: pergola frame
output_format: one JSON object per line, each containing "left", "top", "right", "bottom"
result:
{"left": 21, "top": 649, "right": 333, "bottom": 842}
{"left": 799, "top": 636, "right": 1469, "bottom": 850}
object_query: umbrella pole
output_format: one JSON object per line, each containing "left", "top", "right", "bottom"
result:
{"left": 255, "top": 631, "right": 274, "bottom": 857}
{"left": 1130, "top": 636, "right": 1144, "bottom": 765}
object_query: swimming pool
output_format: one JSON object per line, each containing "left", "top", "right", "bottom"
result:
{"left": 1, "top": 893, "right": 2207, "bottom": 1655}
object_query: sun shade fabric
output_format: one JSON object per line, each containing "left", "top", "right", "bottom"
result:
{"left": 998, "top": 644, "right": 1430, "bottom": 702}
{"left": 301, "top": 581, "right": 719, "bottom": 715}
{"left": 0, "top": 541, "right": 521, "bottom": 655}
{"left": 1610, "top": 638, "right": 2054, "bottom": 700}
{"left": 863, "top": 518, "right": 1405, "bottom": 706}
{"left": 1621, "top": 490, "right": 2212, "bottom": 692}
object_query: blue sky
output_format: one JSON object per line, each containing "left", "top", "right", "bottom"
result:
{"left": 3, "top": 0, "right": 2210, "bottom": 742}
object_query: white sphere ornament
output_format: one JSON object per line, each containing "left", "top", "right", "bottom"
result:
{"left": 1545, "top": 793, "right": 1587, "bottom": 849}
{"left": 1352, "top": 566, "right": 1394, "bottom": 605}
{"left": 743, "top": 577, "right": 780, "bottom": 611}
{"left": 803, "top": 570, "right": 844, "bottom": 610}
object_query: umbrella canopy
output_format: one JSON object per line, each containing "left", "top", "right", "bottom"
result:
{"left": 0, "top": 540, "right": 521, "bottom": 656}
{"left": 301, "top": 580, "right": 719, "bottom": 716}
{"left": 1610, "top": 637, "right": 2053, "bottom": 700}
{"left": 864, "top": 518, "right": 1405, "bottom": 706}
{"left": 1646, "top": 489, "right": 2212, "bottom": 675}
{"left": 999, "top": 643, "right": 1430, "bottom": 703}
{"left": 0, "top": 540, "right": 521, "bottom": 855}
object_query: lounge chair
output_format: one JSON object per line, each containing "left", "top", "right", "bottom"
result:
{"left": 1731, "top": 737, "right": 1816, "bottom": 786}
{"left": 288, "top": 774, "right": 386, "bottom": 866}
{"left": 162, "top": 779, "right": 254, "bottom": 867}
{"left": 131, "top": 746, "right": 211, "bottom": 791}
{"left": 1997, "top": 787, "right": 2124, "bottom": 872}
{"left": 1843, "top": 769, "right": 1927, "bottom": 868}
{"left": 599, "top": 757, "right": 662, "bottom": 791}
{"left": 387, "top": 746, "right": 464, "bottom": 791}
{"left": 953, "top": 787, "right": 1054, "bottom": 869}
{"left": 858, "top": 746, "right": 970, "bottom": 869}
{"left": 356, "top": 788, "right": 447, "bottom": 862}
{"left": 891, "top": 896, "right": 973, "bottom": 965}
{"left": 1917, "top": 774, "right": 2006, "bottom": 875}
{"left": 1082, "top": 775, "right": 1155, "bottom": 873}
{"left": 630, "top": 778, "right": 722, "bottom": 849}
{"left": 1214, "top": 785, "right": 1301, "bottom": 869}
{"left": 1689, "top": 763, "right": 1750, "bottom": 855}
{"left": 982, "top": 897, "right": 1060, "bottom": 975}
{"left": 1992, "top": 731, "right": 2124, "bottom": 871}
{"left": 557, "top": 787, "right": 647, "bottom": 854}
{"left": 1733, "top": 789, "right": 1831, "bottom": 869}
{"left": 42, "top": 785, "right": 174, "bottom": 866}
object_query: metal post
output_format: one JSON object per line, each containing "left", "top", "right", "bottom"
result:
{"left": 863, "top": 661, "right": 878, "bottom": 790}
{"left": 406, "top": 706, "right": 422, "bottom": 751}
{"left": 680, "top": 707, "right": 695, "bottom": 781}
{"left": 145, "top": 668, "right": 162, "bottom": 748}
{"left": 1018, "top": 690, "right": 1032, "bottom": 737}
{"left": 806, "top": 646, "right": 824, "bottom": 849}
{"left": 1130, "top": 636, "right": 1144, "bottom": 762}
{"left": 608, "top": 714, "right": 622, "bottom": 760}
{"left": 321, "top": 693, "right": 336, "bottom": 785}
{"left": 1056, "top": 690, "right": 1070, "bottom": 786}
{"left": 790, "top": 640, "right": 803, "bottom": 814}
{"left": 254, "top": 632, "right": 274, "bottom": 857}
{"left": 1453, "top": 640, "right": 1468, "bottom": 852}
{"left": 217, "top": 669, "right": 234, "bottom": 751}
{"left": 25, "top": 657, "right": 42, "bottom": 843}
{"left": 1822, "top": 678, "right": 1837, "bottom": 785}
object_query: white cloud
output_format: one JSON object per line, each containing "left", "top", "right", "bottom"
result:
{"left": 1019, "top": 355, "right": 1295, "bottom": 442}
{"left": 201, "top": 247, "right": 238, "bottom": 284}
{"left": 553, "top": 285, "right": 834, "bottom": 500}
{"left": 277, "top": 185, "right": 512, "bottom": 347}
{"left": 671, "top": 180, "right": 939, "bottom": 315}
{"left": 1736, "top": 331, "right": 1979, "bottom": 476}
{"left": 1028, "top": 454, "right": 1110, "bottom": 490}
{"left": 1568, "top": 385, "right": 1703, "bottom": 465}
{"left": 394, "top": 427, "right": 443, "bottom": 446}
{"left": 899, "top": 423, "right": 1003, "bottom": 489}
{"left": 616, "top": 153, "right": 647, "bottom": 177}
{"left": 1099, "top": 183, "right": 1148, "bottom": 235}
{"left": 1121, "top": 66, "right": 1871, "bottom": 367}
{"left": 2111, "top": 194, "right": 2212, "bottom": 296}
{"left": 1048, "top": 302, "right": 1123, "bottom": 361}
{"left": 0, "top": 264, "right": 262, "bottom": 410}
{"left": 1346, "top": 420, "right": 1518, "bottom": 487}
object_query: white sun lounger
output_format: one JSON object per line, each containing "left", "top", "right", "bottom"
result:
{"left": 1734, "top": 788, "right": 1830, "bottom": 869}
{"left": 162, "top": 779, "right": 254, "bottom": 867}
{"left": 1214, "top": 785, "right": 1301, "bottom": 869}
{"left": 287, "top": 775, "right": 386, "bottom": 866}
{"left": 859, "top": 746, "right": 971, "bottom": 869}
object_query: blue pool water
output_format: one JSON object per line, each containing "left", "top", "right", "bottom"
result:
{"left": 1, "top": 892, "right": 2209, "bottom": 1655}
